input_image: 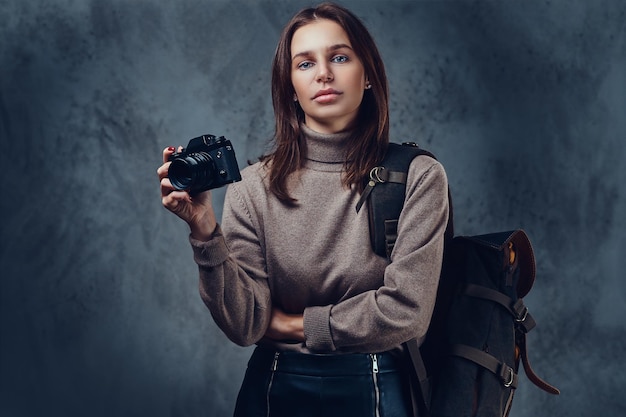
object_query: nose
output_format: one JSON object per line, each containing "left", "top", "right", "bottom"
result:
{"left": 316, "top": 63, "right": 333, "bottom": 83}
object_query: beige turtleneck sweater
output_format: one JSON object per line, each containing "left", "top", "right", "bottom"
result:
{"left": 189, "top": 124, "right": 449, "bottom": 354}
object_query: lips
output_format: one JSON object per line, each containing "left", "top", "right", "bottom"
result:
{"left": 312, "top": 88, "right": 342, "bottom": 102}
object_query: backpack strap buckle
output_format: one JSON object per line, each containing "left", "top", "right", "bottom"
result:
{"left": 355, "top": 166, "right": 385, "bottom": 213}
{"left": 369, "top": 166, "right": 387, "bottom": 183}
{"left": 513, "top": 300, "right": 529, "bottom": 323}
{"left": 501, "top": 365, "right": 516, "bottom": 388}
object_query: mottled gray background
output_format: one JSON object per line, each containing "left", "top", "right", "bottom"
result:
{"left": 1, "top": 0, "right": 624, "bottom": 416}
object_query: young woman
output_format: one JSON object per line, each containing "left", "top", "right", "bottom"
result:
{"left": 157, "top": 3, "right": 449, "bottom": 416}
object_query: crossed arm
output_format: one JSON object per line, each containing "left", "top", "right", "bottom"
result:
{"left": 265, "top": 307, "right": 305, "bottom": 342}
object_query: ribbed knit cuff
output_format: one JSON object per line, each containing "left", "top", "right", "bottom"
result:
{"left": 303, "top": 305, "right": 335, "bottom": 352}
{"left": 189, "top": 225, "right": 230, "bottom": 268}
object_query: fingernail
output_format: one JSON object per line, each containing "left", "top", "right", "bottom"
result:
{"left": 167, "top": 146, "right": 175, "bottom": 152}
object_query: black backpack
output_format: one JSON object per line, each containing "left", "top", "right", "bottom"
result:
{"left": 356, "top": 142, "right": 560, "bottom": 417}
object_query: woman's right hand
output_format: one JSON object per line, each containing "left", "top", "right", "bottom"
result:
{"left": 157, "top": 146, "right": 218, "bottom": 241}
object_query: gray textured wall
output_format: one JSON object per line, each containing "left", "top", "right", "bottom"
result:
{"left": 1, "top": 1, "right": 624, "bottom": 416}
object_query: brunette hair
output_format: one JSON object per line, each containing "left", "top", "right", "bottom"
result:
{"left": 266, "top": 2, "right": 390, "bottom": 203}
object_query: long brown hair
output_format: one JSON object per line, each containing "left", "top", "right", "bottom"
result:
{"left": 266, "top": 2, "right": 389, "bottom": 203}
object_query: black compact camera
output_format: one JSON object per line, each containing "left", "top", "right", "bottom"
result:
{"left": 168, "top": 134, "right": 241, "bottom": 194}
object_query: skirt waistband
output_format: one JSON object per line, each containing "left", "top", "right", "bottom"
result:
{"left": 248, "top": 346, "right": 405, "bottom": 376}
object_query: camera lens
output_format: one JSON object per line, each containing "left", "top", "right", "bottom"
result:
{"left": 168, "top": 152, "right": 216, "bottom": 191}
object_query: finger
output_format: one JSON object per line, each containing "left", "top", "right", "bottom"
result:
{"left": 160, "top": 177, "right": 172, "bottom": 196}
{"left": 161, "top": 189, "right": 192, "bottom": 211}
{"left": 156, "top": 161, "right": 172, "bottom": 181}
{"left": 160, "top": 177, "right": 183, "bottom": 198}
{"left": 162, "top": 146, "right": 176, "bottom": 164}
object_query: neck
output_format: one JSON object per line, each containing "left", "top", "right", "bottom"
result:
{"left": 301, "top": 123, "right": 352, "bottom": 166}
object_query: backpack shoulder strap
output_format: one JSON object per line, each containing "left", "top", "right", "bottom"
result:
{"left": 356, "top": 142, "right": 444, "bottom": 259}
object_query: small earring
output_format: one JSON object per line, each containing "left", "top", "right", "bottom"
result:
{"left": 365, "top": 82, "right": 372, "bottom": 90}
{"left": 294, "top": 95, "right": 298, "bottom": 102}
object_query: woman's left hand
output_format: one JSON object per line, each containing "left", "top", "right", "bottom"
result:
{"left": 264, "top": 306, "right": 305, "bottom": 342}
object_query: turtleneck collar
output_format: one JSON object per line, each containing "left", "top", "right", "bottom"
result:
{"left": 301, "top": 124, "right": 352, "bottom": 170}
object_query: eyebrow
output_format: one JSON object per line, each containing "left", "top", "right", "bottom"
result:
{"left": 291, "top": 43, "right": 354, "bottom": 61}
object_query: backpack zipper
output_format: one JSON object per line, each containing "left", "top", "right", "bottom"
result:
{"left": 266, "top": 352, "right": 280, "bottom": 417}
{"left": 370, "top": 353, "right": 381, "bottom": 417}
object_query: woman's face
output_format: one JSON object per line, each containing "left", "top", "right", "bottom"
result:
{"left": 290, "top": 19, "right": 368, "bottom": 134}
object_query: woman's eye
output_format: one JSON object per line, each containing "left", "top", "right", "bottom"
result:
{"left": 331, "top": 55, "right": 349, "bottom": 63}
{"left": 297, "top": 61, "right": 314, "bottom": 70}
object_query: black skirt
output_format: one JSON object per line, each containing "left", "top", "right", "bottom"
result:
{"left": 233, "top": 346, "right": 414, "bottom": 417}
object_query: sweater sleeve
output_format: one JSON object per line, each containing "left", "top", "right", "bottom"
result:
{"left": 190, "top": 181, "right": 272, "bottom": 347}
{"left": 303, "top": 157, "right": 449, "bottom": 353}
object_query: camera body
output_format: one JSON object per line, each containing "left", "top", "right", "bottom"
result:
{"left": 168, "top": 134, "right": 241, "bottom": 194}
